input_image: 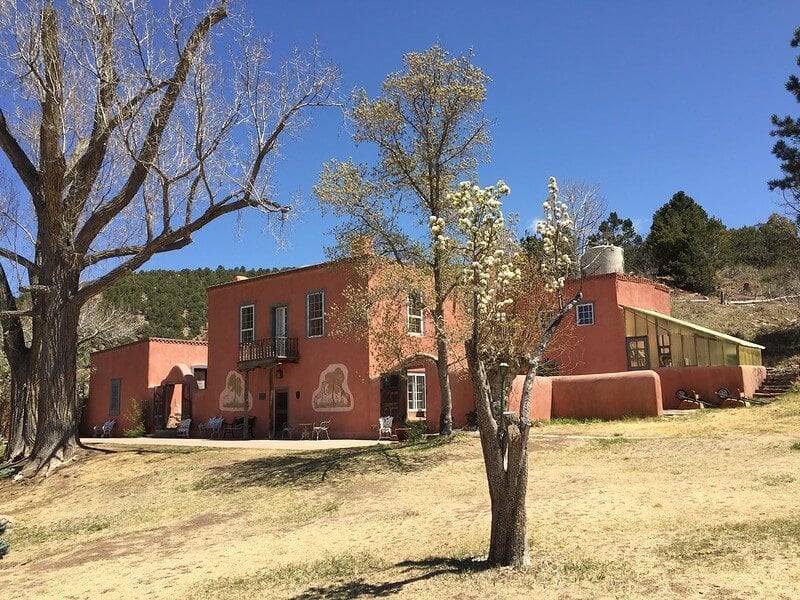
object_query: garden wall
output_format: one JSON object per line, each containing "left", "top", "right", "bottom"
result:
{"left": 655, "top": 365, "right": 767, "bottom": 409}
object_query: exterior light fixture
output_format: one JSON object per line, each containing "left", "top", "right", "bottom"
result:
{"left": 295, "top": 391, "right": 301, "bottom": 400}
{"left": 276, "top": 369, "right": 283, "bottom": 379}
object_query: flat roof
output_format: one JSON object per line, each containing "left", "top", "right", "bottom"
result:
{"left": 90, "top": 337, "right": 207, "bottom": 357}
{"left": 621, "top": 305, "right": 765, "bottom": 350}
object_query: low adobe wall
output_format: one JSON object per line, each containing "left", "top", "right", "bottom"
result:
{"left": 507, "top": 376, "right": 553, "bottom": 421}
{"left": 655, "top": 365, "right": 767, "bottom": 409}
{"left": 550, "top": 371, "right": 663, "bottom": 419}
{"left": 508, "top": 370, "right": 662, "bottom": 421}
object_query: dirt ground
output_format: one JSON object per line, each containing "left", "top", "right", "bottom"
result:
{"left": 2, "top": 395, "right": 800, "bottom": 599}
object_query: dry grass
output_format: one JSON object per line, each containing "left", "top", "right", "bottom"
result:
{"left": 2, "top": 396, "right": 800, "bottom": 599}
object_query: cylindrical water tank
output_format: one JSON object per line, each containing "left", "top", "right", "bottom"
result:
{"left": 580, "top": 245, "right": 624, "bottom": 276}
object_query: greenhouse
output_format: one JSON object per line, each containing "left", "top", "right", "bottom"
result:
{"left": 621, "top": 305, "right": 764, "bottom": 370}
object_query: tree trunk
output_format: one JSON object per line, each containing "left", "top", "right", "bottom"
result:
{"left": 19, "top": 255, "right": 82, "bottom": 477}
{"left": 5, "top": 361, "right": 36, "bottom": 462}
{"left": 434, "top": 322, "right": 453, "bottom": 436}
{"left": 466, "top": 341, "right": 531, "bottom": 567}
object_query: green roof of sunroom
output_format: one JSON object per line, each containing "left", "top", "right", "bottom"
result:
{"left": 620, "top": 305, "right": 765, "bottom": 350}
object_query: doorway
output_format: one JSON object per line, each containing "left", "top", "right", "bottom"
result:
{"left": 273, "top": 388, "right": 289, "bottom": 438}
{"left": 380, "top": 373, "right": 406, "bottom": 421}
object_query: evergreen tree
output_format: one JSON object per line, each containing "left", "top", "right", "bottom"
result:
{"left": 769, "top": 27, "right": 800, "bottom": 216}
{"left": 588, "top": 211, "right": 649, "bottom": 273}
{"left": 645, "top": 192, "right": 724, "bottom": 294}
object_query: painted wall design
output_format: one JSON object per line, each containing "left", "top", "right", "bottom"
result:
{"left": 219, "top": 370, "right": 253, "bottom": 411}
{"left": 312, "top": 364, "right": 354, "bottom": 412}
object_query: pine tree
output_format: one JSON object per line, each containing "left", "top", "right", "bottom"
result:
{"left": 646, "top": 192, "right": 724, "bottom": 294}
{"left": 769, "top": 27, "right": 800, "bottom": 215}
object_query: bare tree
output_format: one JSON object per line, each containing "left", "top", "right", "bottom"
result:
{"left": 0, "top": 0, "right": 338, "bottom": 475}
{"left": 559, "top": 180, "right": 607, "bottom": 269}
{"left": 315, "top": 46, "right": 490, "bottom": 435}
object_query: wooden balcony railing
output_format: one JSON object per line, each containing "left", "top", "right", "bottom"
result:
{"left": 238, "top": 337, "right": 299, "bottom": 365}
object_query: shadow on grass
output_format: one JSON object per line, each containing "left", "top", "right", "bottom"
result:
{"left": 203, "top": 438, "right": 450, "bottom": 490}
{"left": 291, "top": 556, "right": 487, "bottom": 600}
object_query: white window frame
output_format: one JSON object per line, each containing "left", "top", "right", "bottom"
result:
{"left": 306, "top": 290, "right": 325, "bottom": 338}
{"left": 576, "top": 302, "right": 595, "bottom": 326}
{"left": 407, "top": 372, "right": 426, "bottom": 413}
{"left": 240, "top": 304, "right": 255, "bottom": 343}
{"left": 110, "top": 378, "right": 122, "bottom": 416}
{"left": 407, "top": 293, "right": 424, "bottom": 335}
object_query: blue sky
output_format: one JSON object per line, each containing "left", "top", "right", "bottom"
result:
{"left": 145, "top": 1, "right": 799, "bottom": 271}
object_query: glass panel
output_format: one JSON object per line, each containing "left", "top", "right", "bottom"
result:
{"left": 709, "top": 339, "right": 724, "bottom": 366}
{"left": 624, "top": 309, "right": 635, "bottom": 337}
{"left": 307, "top": 291, "right": 325, "bottom": 337}
{"left": 724, "top": 343, "right": 738, "bottom": 366}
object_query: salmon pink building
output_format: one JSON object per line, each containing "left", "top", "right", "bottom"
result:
{"left": 85, "top": 247, "right": 768, "bottom": 437}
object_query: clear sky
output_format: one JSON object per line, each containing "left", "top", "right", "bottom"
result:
{"left": 146, "top": 0, "right": 800, "bottom": 272}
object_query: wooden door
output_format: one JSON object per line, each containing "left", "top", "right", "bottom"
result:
{"left": 380, "top": 373, "right": 406, "bottom": 421}
{"left": 153, "top": 385, "right": 166, "bottom": 430}
{"left": 273, "top": 389, "right": 289, "bottom": 438}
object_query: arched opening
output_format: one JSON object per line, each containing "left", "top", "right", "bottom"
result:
{"left": 152, "top": 364, "right": 198, "bottom": 430}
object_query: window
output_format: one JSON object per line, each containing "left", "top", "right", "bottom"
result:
{"left": 110, "top": 378, "right": 121, "bottom": 416}
{"left": 626, "top": 336, "right": 650, "bottom": 370}
{"left": 407, "top": 372, "right": 426, "bottom": 413}
{"left": 407, "top": 292, "right": 424, "bottom": 335}
{"left": 576, "top": 302, "right": 594, "bottom": 326}
{"left": 193, "top": 366, "right": 207, "bottom": 390}
{"left": 307, "top": 290, "right": 325, "bottom": 337}
{"left": 240, "top": 304, "right": 255, "bottom": 343}
{"left": 657, "top": 334, "right": 672, "bottom": 367}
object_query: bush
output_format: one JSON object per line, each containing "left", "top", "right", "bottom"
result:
{"left": 0, "top": 517, "right": 10, "bottom": 559}
{"left": 405, "top": 419, "right": 429, "bottom": 442}
{"left": 123, "top": 399, "right": 146, "bottom": 438}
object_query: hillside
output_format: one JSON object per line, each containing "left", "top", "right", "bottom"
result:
{"left": 670, "top": 266, "right": 800, "bottom": 367}
{"left": 102, "top": 267, "right": 281, "bottom": 340}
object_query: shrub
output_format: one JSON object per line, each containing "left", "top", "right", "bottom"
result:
{"left": 405, "top": 419, "right": 429, "bottom": 442}
{"left": 123, "top": 399, "right": 146, "bottom": 438}
{"left": 0, "top": 517, "right": 10, "bottom": 559}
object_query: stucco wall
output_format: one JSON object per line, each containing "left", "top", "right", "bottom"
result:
{"left": 507, "top": 375, "right": 553, "bottom": 420}
{"left": 655, "top": 365, "right": 767, "bottom": 409}
{"left": 205, "top": 261, "right": 376, "bottom": 439}
{"left": 84, "top": 340, "right": 151, "bottom": 436}
{"left": 84, "top": 339, "right": 209, "bottom": 436}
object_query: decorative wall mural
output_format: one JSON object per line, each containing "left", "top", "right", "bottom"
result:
{"left": 219, "top": 370, "right": 253, "bottom": 411}
{"left": 312, "top": 364, "right": 354, "bottom": 412}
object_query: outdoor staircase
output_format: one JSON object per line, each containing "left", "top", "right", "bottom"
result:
{"left": 753, "top": 367, "right": 798, "bottom": 400}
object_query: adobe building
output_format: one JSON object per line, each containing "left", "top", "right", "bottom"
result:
{"left": 83, "top": 338, "right": 208, "bottom": 436}
{"left": 85, "top": 247, "right": 767, "bottom": 437}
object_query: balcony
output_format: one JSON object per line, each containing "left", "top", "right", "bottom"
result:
{"left": 238, "top": 337, "right": 299, "bottom": 369}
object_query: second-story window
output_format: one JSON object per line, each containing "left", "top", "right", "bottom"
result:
{"left": 307, "top": 290, "right": 325, "bottom": 337}
{"left": 407, "top": 292, "right": 424, "bottom": 335}
{"left": 240, "top": 304, "right": 255, "bottom": 343}
{"left": 576, "top": 302, "right": 595, "bottom": 326}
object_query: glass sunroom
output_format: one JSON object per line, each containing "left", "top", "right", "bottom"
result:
{"left": 621, "top": 305, "right": 764, "bottom": 370}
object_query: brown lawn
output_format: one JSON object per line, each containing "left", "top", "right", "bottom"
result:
{"left": 2, "top": 395, "right": 800, "bottom": 599}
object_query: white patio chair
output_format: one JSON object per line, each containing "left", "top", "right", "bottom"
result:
{"left": 176, "top": 418, "right": 192, "bottom": 438}
{"left": 378, "top": 416, "right": 393, "bottom": 440}
{"left": 312, "top": 419, "right": 331, "bottom": 440}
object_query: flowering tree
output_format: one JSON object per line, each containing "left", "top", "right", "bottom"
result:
{"left": 453, "top": 177, "right": 582, "bottom": 567}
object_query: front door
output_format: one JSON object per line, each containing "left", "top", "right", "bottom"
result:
{"left": 273, "top": 389, "right": 289, "bottom": 437}
{"left": 273, "top": 306, "right": 287, "bottom": 356}
{"left": 181, "top": 384, "right": 192, "bottom": 421}
{"left": 153, "top": 385, "right": 166, "bottom": 430}
{"left": 380, "top": 373, "right": 406, "bottom": 421}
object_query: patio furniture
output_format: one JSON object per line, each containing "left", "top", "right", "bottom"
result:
{"left": 198, "top": 416, "right": 225, "bottom": 438}
{"left": 378, "top": 416, "right": 393, "bottom": 440}
{"left": 223, "top": 416, "right": 255, "bottom": 439}
{"left": 312, "top": 419, "right": 331, "bottom": 440}
{"left": 298, "top": 423, "right": 313, "bottom": 440}
{"left": 94, "top": 420, "right": 116, "bottom": 437}
{"left": 281, "top": 422, "right": 294, "bottom": 439}
{"left": 176, "top": 418, "right": 192, "bottom": 438}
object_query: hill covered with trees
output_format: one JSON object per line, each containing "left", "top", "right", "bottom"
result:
{"left": 102, "top": 266, "right": 282, "bottom": 340}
